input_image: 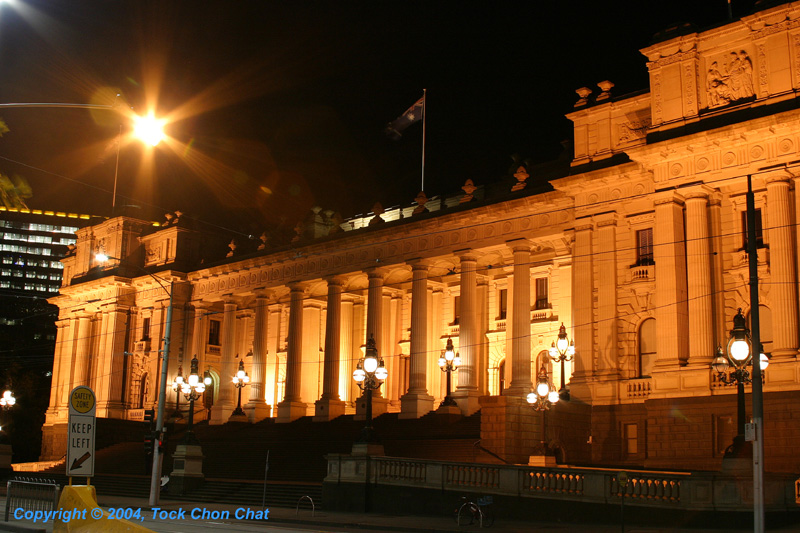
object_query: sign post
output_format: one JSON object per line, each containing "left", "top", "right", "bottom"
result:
{"left": 67, "top": 386, "right": 96, "bottom": 482}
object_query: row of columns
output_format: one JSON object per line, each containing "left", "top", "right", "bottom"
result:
{"left": 569, "top": 174, "right": 800, "bottom": 390}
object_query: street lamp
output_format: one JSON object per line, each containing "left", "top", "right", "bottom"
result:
{"left": 353, "top": 335, "right": 388, "bottom": 443}
{"left": 95, "top": 252, "right": 174, "bottom": 506}
{"left": 203, "top": 370, "right": 213, "bottom": 421}
{"left": 712, "top": 308, "right": 769, "bottom": 458}
{"left": 527, "top": 365, "right": 559, "bottom": 465}
{"left": 548, "top": 323, "right": 575, "bottom": 400}
{"left": 179, "top": 356, "right": 205, "bottom": 445}
{"left": 171, "top": 366, "right": 184, "bottom": 419}
{"left": 437, "top": 337, "right": 461, "bottom": 407}
{"left": 0, "top": 390, "right": 15, "bottom": 409}
{"left": 231, "top": 359, "right": 250, "bottom": 418}
{"left": 527, "top": 365, "right": 560, "bottom": 412}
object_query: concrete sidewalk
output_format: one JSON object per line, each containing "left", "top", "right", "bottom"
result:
{"left": 2, "top": 493, "right": 799, "bottom": 533}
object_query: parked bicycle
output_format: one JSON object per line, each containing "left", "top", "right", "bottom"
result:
{"left": 454, "top": 495, "right": 494, "bottom": 527}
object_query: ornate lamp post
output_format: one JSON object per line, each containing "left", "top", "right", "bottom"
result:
{"left": 437, "top": 337, "right": 461, "bottom": 407}
{"left": 527, "top": 365, "right": 560, "bottom": 466}
{"left": 203, "top": 370, "right": 214, "bottom": 421}
{"left": 548, "top": 323, "right": 575, "bottom": 400}
{"left": 179, "top": 356, "right": 205, "bottom": 445}
{"left": 353, "top": 335, "right": 388, "bottom": 443}
{"left": 231, "top": 359, "right": 250, "bottom": 418}
{"left": 171, "top": 366, "right": 184, "bottom": 419}
{"left": 712, "top": 308, "right": 769, "bottom": 458}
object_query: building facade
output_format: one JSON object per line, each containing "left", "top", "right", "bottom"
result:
{"left": 41, "top": 3, "right": 800, "bottom": 474}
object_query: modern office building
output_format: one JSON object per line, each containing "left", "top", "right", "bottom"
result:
{"left": 39, "top": 2, "right": 800, "bottom": 477}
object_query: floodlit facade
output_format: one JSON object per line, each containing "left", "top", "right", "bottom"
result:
{"left": 41, "top": 3, "right": 800, "bottom": 474}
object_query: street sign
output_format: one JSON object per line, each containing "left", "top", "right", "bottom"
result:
{"left": 67, "top": 386, "right": 96, "bottom": 477}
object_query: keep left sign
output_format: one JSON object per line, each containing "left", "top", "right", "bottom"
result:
{"left": 67, "top": 386, "right": 96, "bottom": 477}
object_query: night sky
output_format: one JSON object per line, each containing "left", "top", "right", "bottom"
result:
{"left": 0, "top": 0, "right": 760, "bottom": 234}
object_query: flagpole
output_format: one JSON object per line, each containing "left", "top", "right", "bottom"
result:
{"left": 421, "top": 89, "right": 426, "bottom": 193}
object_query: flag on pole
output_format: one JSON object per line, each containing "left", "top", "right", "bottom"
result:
{"left": 385, "top": 95, "right": 425, "bottom": 140}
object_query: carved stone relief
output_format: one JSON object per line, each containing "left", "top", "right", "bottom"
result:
{"left": 706, "top": 50, "right": 755, "bottom": 108}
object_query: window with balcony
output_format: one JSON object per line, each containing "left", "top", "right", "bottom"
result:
{"left": 638, "top": 318, "right": 656, "bottom": 377}
{"left": 452, "top": 295, "right": 460, "bottom": 325}
{"left": 534, "top": 277, "right": 550, "bottom": 310}
{"left": 635, "top": 228, "right": 654, "bottom": 266}
{"left": 141, "top": 317, "right": 151, "bottom": 341}
{"left": 497, "top": 288, "right": 507, "bottom": 320}
{"left": 208, "top": 319, "right": 221, "bottom": 346}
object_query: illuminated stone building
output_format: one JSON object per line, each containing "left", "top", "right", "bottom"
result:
{"left": 40, "top": 3, "right": 800, "bottom": 475}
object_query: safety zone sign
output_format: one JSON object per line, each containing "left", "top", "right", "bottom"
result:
{"left": 67, "top": 386, "right": 96, "bottom": 477}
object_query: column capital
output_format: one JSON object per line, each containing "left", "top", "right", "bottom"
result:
{"left": 454, "top": 249, "right": 480, "bottom": 262}
{"left": 407, "top": 258, "right": 431, "bottom": 270}
{"left": 323, "top": 275, "right": 347, "bottom": 288}
{"left": 366, "top": 267, "right": 388, "bottom": 279}
{"left": 653, "top": 190, "right": 685, "bottom": 206}
{"left": 681, "top": 183, "right": 716, "bottom": 200}
{"left": 766, "top": 172, "right": 793, "bottom": 186}
{"left": 506, "top": 238, "right": 531, "bottom": 253}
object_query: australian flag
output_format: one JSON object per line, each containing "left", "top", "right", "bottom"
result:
{"left": 385, "top": 95, "right": 424, "bottom": 140}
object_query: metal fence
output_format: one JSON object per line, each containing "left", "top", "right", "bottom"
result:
{"left": 4, "top": 477, "right": 61, "bottom": 521}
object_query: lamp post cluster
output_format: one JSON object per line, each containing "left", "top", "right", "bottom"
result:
{"left": 176, "top": 356, "right": 206, "bottom": 445}
{"left": 437, "top": 337, "right": 461, "bottom": 407}
{"left": 527, "top": 365, "right": 560, "bottom": 411}
{"left": 0, "top": 390, "right": 15, "bottom": 410}
{"left": 548, "top": 323, "right": 575, "bottom": 400}
{"left": 712, "top": 308, "right": 769, "bottom": 458}
{"left": 353, "top": 335, "right": 388, "bottom": 443}
{"left": 231, "top": 359, "right": 250, "bottom": 418}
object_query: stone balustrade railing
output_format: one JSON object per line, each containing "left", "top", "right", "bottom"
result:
{"left": 325, "top": 454, "right": 799, "bottom": 513}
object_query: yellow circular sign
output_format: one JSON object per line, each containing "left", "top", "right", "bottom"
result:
{"left": 70, "top": 387, "right": 95, "bottom": 414}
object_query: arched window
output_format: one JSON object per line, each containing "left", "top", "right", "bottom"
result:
{"left": 638, "top": 318, "right": 656, "bottom": 377}
{"left": 535, "top": 350, "right": 552, "bottom": 374}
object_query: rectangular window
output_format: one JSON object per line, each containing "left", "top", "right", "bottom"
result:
{"left": 498, "top": 288, "right": 507, "bottom": 320}
{"left": 452, "top": 295, "right": 460, "bottom": 325}
{"left": 534, "top": 277, "right": 550, "bottom": 309}
{"left": 636, "top": 228, "right": 654, "bottom": 265}
{"left": 741, "top": 209, "right": 764, "bottom": 249}
{"left": 141, "top": 317, "right": 151, "bottom": 341}
{"left": 208, "top": 319, "right": 221, "bottom": 346}
{"left": 625, "top": 423, "right": 638, "bottom": 456}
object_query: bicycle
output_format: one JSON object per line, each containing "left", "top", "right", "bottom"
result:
{"left": 455, "top": 495, "right": 494, "bottom": 527}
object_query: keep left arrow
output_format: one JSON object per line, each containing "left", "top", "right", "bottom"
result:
{"left": 71, "top": 452, "right": 91, "bottom": 471}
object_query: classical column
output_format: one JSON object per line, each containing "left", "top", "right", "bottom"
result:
{"left": 767, "top": 175, "right": 798, "bottom": 357}
{"left": 685, "top": 191, "right": 715, "bottom": 365}
{"left": 570, "top": 223, "right": 594, "bottom": 400}
{"left": 339, "top": 298, "right": 355, "bottom": 403}
{"left": 73, "top": 316, "right": 92, "bottom": 387}
{"left": 246, "top": 293, "right": 272, "bottom": 421}
{"left": 315, "top": 278, "right": 347, "bottom": 421}
{"left": 400, "top": 261, "right": 434, "bottom": 418}
{"left": 45, "top": 319, "right": 70, "bottom": 423}
{"left": 507, "top": 242, "right": 532, "bottom": 396}
{"left": 595, "top": 217, "right": 619, "bottom": 380}
{"left": 653, "top": 193, "right": 689, "bottom": 367}
{"left": 210, "top": 298, "right": 237, "bottom": 424}
{"left": 453, "top": 251, "right": 481, "bottom": 414}
{"left": 356, "top": 269, "right": 389, "bottom": 418}
{"left": 709, "top": 197, "right": 726, "bottom": 350}
{"left": 277, "top": 283, "right": 308, "bottom": 422}
{"left": 95, "top": 306, "right": 128, "bottom": 417}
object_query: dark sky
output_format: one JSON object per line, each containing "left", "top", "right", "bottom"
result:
{"left": 0, "top": 0, "right": 759, "bottom": 234}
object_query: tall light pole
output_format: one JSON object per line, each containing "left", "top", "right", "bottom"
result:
{"left": 745, "top": 174, "right": 765, "bottom": 532}
{"left": 96, "top": 252, "right": 174, "bottom": 506}
{"left": 0, "top": 100, "right": 165, "bottom": 213}
{"left": 548, "top": 323, "right": 575, "bottom": 400}
{"left": 527, "top": 365, "right": 559, "bottom": 465}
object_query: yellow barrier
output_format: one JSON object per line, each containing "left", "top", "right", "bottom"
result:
{"left": 53, "top": 485, "right": 155, "bottom": 532}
